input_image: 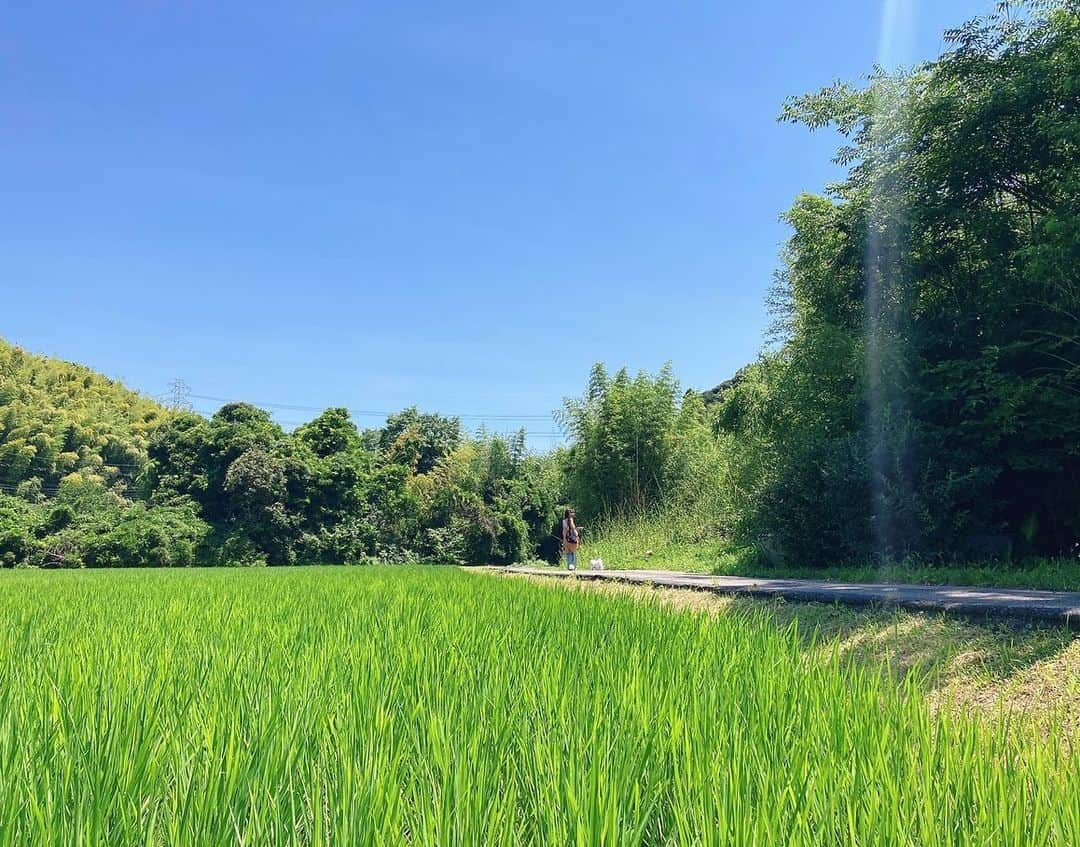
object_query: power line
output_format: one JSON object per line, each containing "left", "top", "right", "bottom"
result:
{"left": 4, "top": 457, "right": 146, "bottom": 473}
{"left": 0, "top": 481, "right": 149, "bottom": 501}
{"left": 0, "top": 389, "right": 568, "bottom": 492}
{"left": 187, "top": 402, "right": 567, "bottom": 438}
{"left": 191, "top": 415, "right": 564, "bottom": 438}
{"left": 188, "top": 393, "right": 554, "bottom": 422}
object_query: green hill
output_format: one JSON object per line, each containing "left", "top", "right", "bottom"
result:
{"left": 0, "top": 337, "right": 559, "bottom": 568}
{"left": 0, "top": 337, "right": 170, "bottom": 498}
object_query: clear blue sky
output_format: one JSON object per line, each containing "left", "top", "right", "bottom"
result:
{"left": 2, "top": 1, "right": 989, "bottom": 445}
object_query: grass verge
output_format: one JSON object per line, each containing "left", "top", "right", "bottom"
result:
{"left": 581, "top": 514, "right": 1080, "bottom": 591}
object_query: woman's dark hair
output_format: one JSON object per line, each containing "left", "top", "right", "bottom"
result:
{"left": 564, "top": 508, "right": 574, "bottom": 521}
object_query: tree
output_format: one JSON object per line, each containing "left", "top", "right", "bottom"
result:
{"left": 379, "top": 408, "right": 462, "bottom": 474}
{"left": 560, "top": 363, "right": 708, "bottom": 521}
{"left": 296, "top": 407, "right": 361, "bottom": 458}
{"left": 725, "top": 0, "right": 1080, "bottom": 562}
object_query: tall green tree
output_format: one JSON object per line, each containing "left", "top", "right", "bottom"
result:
{"left": 379, "top": 408, "right": 462, "bottom": 474}
{"left": 560, "top": 363, "right": 709, "bottom": 521}
{"left": 720, "top": 0, "right": 1080, "bottom": 562}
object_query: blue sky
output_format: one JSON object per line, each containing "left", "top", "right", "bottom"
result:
{"left": 2, "top": 1, "right": 989, "bottom": 445}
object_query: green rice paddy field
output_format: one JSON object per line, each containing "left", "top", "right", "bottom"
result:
{"left": 0, "top": 566, "right": 1076, "bottom": 845}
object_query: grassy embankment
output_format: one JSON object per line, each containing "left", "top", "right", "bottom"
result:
{"left": 578, "top": 510, "right": 1080, "bottom": 591}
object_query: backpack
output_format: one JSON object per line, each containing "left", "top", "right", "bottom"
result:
{"left": 563, "top": 519, "right": 579, "bottom": 544}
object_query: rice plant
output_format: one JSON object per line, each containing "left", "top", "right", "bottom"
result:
{"left": 0, "top": 566, "right": 1075, "bottom": 845}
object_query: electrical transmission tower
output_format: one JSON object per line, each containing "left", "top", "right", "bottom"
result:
{"left": 166, "top": 379, "right": 193, "bottom": 412}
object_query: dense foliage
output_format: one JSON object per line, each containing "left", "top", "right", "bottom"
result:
{"left": 0, "top": 338, "right": 164, "bottom": 496}
{"left": 147, "top": 403, "right": 559, "bottom": 566}
{"left": 0, "top": 340, "right": 560, "bottom": 566}
{"left": 707, "top": 2, "right": 1080, "bottom": 565}
{"left": 564, "top": 3, "right": 1078, "bottom": 569}
{"left": 558, "top": 364, "right": 720, "bottom": 522}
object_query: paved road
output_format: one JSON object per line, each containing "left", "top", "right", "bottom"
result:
{"left": 499, "top": 566, "right": 1080, "bottom": 629}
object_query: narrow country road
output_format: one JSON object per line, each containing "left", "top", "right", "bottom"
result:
{"left": 497, "top": 566, "right": 1080, "bottom": 629}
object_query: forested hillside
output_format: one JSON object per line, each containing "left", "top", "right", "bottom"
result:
{"left": 0, "top": 338, "right": 166, "bottom": 498}
{"left": 0, "top": 337, "right": 563, "bottom": 567}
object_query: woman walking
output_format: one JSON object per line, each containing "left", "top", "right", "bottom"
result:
{"left": 561, "top": 508, "right": 580, "bottom": 571}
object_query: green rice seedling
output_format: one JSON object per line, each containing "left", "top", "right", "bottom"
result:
{"left": 0, "top": 566, "right": 1075, "bottom": 845}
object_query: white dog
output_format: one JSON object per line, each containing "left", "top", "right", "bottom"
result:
{"left": 589, "top": 558, "right": 605, "bottom": 571}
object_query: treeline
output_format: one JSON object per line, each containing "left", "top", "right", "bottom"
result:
{"left": 0, "top": 336, "right": 567, "bottom": 568}
{"left": 565, "top": 3, "right": 1079, "bottom": 565}
{"left": 716, "top": 2, "right": 1079, "bottom": 564}
{"left": 143, "top": 404, "right": 561, "bottom": 566}
{"left": 0, "top": 370, "right": 565, "bottom": 566}
{"left": 2, "top": 2, "right": 1077, "bottom": 569}
{"left": 0, "top": 334, "right": 703, "bottom": 568}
